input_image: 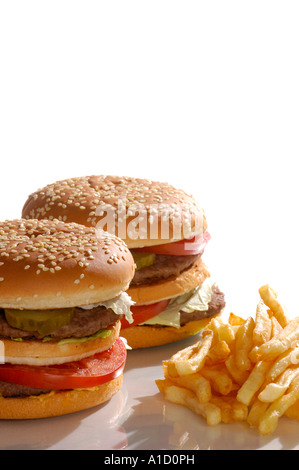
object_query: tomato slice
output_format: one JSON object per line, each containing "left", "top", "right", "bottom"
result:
{"left": 133, "top": 232, "right": 211, "bottom": 256}
{"left": 120, "top": 299, "right": 170, "bottom": 329}
{"left": 0, "top": 338, "right": 126, "bottom": 390}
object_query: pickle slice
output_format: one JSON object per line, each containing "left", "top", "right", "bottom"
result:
{"left": 4, "top": 308, "right": 74, "bottom": 336}
{"left": 131, "top": 251, "right": 156, "bottom": 271}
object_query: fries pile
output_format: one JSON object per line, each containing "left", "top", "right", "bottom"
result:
{"left": 156, "top": 284, "right": 299, "bottom": 435}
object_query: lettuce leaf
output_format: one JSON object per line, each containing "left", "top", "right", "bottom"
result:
{"left": 79, "top": 292, "right": 134, "bottom": 324}
{"left": 141, "top": 278, "right": 214, "bottom": 328}
{"left": 57, "top": 328, "right": 112, "bottom": 345}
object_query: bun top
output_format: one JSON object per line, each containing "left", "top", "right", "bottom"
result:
{"left": 0, "top": 219, "right": 135, "bottom": 309}
{"left": 22, "top": 175, "right": 207, "bottom": 248}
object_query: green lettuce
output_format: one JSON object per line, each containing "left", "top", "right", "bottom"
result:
{"left": 57, "top": 328, "right": 112, "bottom": 345}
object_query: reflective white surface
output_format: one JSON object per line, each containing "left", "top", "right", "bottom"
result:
{"left": 1, "top": 337, "right": 299, "bottom": 451}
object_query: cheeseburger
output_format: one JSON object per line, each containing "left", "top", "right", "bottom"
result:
{"left": 0, "top": 219, "right": 135, "bottom": 419}
{"left": 22, "top": 176, "right": 225, "bottom": 349}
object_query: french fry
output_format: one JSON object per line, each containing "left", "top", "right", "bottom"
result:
{"left": 203, "top": 317, "right": 235, "bottom": 347}
{"left": 166, "top": 342, "right": 201, "bottom": 377}
{"left": 201, "top": 364, "right": 233, "bottom": 395}
{"left": 253, "top": 317, "right": 299, "bottom": 361}
{"left": 247, "top": 399, "right": 269, "bottom": 427}
{"left": 248, "top": 345, "right": 259, "bottom": 363}
{"left": 259, "top": 284, "right": 288, "bottom": 328}
{"left": 206, "top": 340, "right": 231, "bottom": 366}
{"left": 271, "top": 315, "right": 283, "bottom": 338}
{"left": 225, "top": 354, "right": 250, "bottom": 385}
{"left": 228, "top": 312, "right": 245, "bottom": 326}
{"left": 234, "top": 316, "right": 255, "bottom": 371}
{"left": 285, "top": 400, "right": 299, "bottom": 421}
{"left": 230, "top": 399, "right": 248, "bottom": 422}
{"left": 266, "top": 345, "right": 299, "bottom": 382}
{"left": 156, "top": 378, "right": 172, "bottom": 395}
{"left": 237, "top": 361, "right": 270, "bottom": 406}
{"left": 253, "top": 301, "right": 272, "bottom": 346}
{"left": 259, "top": 367, "right": 299, "bottom": 403}
{"left": 161, "top": 382, "right": 222, "bottom": 426}
{"left": 170, "top": 332, "right": 213, "bottom": 376}
{"left": 210, "top": 396, "right": 248, "bottom": 423}
{"left": 163, "top": 362, "right": 212, "bottom": 403}
{"left": 259, "top": 375, "right": 299, "bottom": 435}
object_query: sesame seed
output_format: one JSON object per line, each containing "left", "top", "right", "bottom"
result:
{"left": 0, "top": 214, "right": 136, "bottom": 297}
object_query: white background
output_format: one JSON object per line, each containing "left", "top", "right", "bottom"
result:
{"left": 1, "top": 0, "right": 298, "bottom": 318}
{"left": 0, "top": 1, "right": 299, "bottom": 449}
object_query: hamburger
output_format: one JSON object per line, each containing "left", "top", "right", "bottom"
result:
{"left": 0, "top": 219, "right": 135, "bottom": 419}
{"left": 22, "top": 175, "right": 225, "bottom": 349}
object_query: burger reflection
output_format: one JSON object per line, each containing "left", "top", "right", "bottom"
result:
{"left": 119, "top": 392, "right": 291, "bottom": 450}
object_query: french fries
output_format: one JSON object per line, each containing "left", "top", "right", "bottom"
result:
{"left": 168, "top": 332, "right": 213, "bottom": 376}
{"left": 253, "top": 301, "right": 272, "bottom": 346}
{"left": 156, "top": 285, "right": 299, "bottom": 435}
{"left": 259, "top": 284, "right": 288, "bottom": 327}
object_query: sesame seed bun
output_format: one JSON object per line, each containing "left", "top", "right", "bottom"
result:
{"left": 21, "top": 175, "right": 207, "bottom": 249}
{"left": 0, "top": 219, "right": 135, "bottom": 310}
{"left": 0, "top": 374, "right": 123, "bottom": 419}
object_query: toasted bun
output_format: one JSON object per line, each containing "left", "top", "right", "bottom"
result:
{"left": 22, "top": 175, "right": 207, "bottom": 249}
{"left": 127, "top": 258, "right": 210, "bottom": 305}
{"left": 0, "top": 219, "right": 134, "bottom": 310}
{"left": 0, "top": 374, "right": 123, "bottom": 419}
{"left": 121, "top": 317, "right": 217, "bottom": 349}
{"left": 1, "top": 321, "right": 121, "bottom": 366}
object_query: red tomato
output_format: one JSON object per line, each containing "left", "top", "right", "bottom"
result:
{"left": 133, "top": 232, "right": 211, "bottom": 256}
{"left": 0, "top": 338, "right": 126, "bottom": 390}
{"left": 120, "top": 299, "right": 170, "bottom": 329}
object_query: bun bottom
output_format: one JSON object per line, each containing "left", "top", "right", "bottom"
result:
{"left": 0, "top": 374, "right": 123, "bottom": 420}
{"left": 121, "top": 317, "right": 219, "bottom": 349}
{"left": 2, "top": 321, "right": 121, "bottom": 366}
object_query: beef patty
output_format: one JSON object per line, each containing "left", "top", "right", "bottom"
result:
{"left": 0, "top": 305, "right": 119, "bottom": 341}
{"left": 132, "top": 253, "right": 201, "bottom": 285}
{"left": 179, "top": 285, "right": 225, "bottom": 326}
{"left": 0, "top": 380, "right": 52, "bottom": 398}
